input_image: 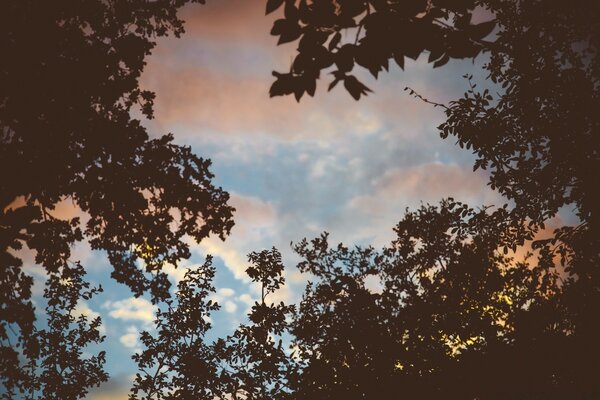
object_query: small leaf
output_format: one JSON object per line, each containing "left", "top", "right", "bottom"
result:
{"left": 393, "top": 53, "right": 404, "bottom": 70}
{"left": 328, "top": 32, "right": 341, "bottom": 51}
{"left": 266, "top": 0, "right": 285, "bottom": 15}
{"left": 328, "top": 77, "right": 341, "bottom": 91}
{"left": 284, "top": 1, "right": 300, "bottom": 21}
{"left": 468, "top": 20, "right": 496, "bottom": 40}
{"left": 277, "top": 22, "right": 302, "bottom": 44}
{"left": 343, "top": 75, "right": 372, "bottom": 100}
{"left": 433, "top": 54, "right": 449, "bottom": 68}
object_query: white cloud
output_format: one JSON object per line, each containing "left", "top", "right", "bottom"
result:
{"left": 238, "top": 293, "right": 254, "bottom": 306}
{"left": 199, "top": 237, "right": 249, "bottom": 280}
{"left": 162, "top": 263, "right": 191, "bottom": 284}
{"left": 103, "top": 297, "right": 155, "bottom": 326}
{"left": 197, "top": 193, "right": 279, "bottom": 280}
{"left": 218, "top": 287, "right": 235, "bottom": 297}
{"left": 119, "top": 325, "right": 140, "bottom": 350}
{"left": 224, "top": 300, "right": 238, "bottom": 313}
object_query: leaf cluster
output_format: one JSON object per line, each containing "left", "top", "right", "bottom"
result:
{"left": 268, "top": 0, "right": 496, "bottom": 100}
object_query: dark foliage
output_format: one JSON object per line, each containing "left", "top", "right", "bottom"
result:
{"left": 268, "top": 2, "right": 600, "bottom": 374}
{"left": 2, "top": 262, "right": 107, "bottom": 399}
{"left": 2, "top": 0, "right": 598, "bottom": 399}
{"left": 131, "top": 249, "right": 295, "bottom": 400}
{"left": 268, "top": 0, "right": 496, "bottom": 101}
{"left": 130, "top": 257, "right": 221, "bottom": 400}
{"left": 1, "top": 0, "right": 234, "bottom": 396}
{"left": 135, "top": 200, "right": 598, "bottom": 398}
{"left": 289, "top": 201, "right": 595, "bottom": 399}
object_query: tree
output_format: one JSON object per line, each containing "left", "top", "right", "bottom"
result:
{"left": 267, "top": 1, "right": 600, "bottom": 380}
{"left": 130, "top": 256, "right": 222, "bottom": 400}
{"left": 288, "top": 200, "right": 576, "bottom": 399}
{"left": 267, "top": 0, "right": 599, "bottom": 231}
{"left": 131, "top": 249, "right": 295, "bottom": 400}
{"left": 266, "top": 1, "right": 598, "bottom": 397}
{"left": 1, "top": 0, "right": 233, "bottom": 396}
{"left": 267, "top": 0, "right": 496, "bottom": 101}
{"left": 138, "top": 200, "right": 596, "bottom": 398}
{"left": 2, "top": 262, "right": 107, "bottom": 399}
{"left": 3, "top": 0, "right": 597, "bottom": 398}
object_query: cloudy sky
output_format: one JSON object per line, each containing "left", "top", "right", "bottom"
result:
{"left": 33, "top": 1, "right": 512, "bottom": 398}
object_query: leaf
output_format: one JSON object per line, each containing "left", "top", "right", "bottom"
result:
{"left": 393, "top": 53, "right": 404, "bottom": 70}
{"left": 428, "top": 48, "right": 444, "bottom": 64}
{"left": 433, "top": 54, "right": 449, "bottom": 68}
{"left": 468, "top": 20, "right": 496, "bottom": 40}
{"left": 305, "top": 77, "right": 317, "bottom": 97}
{"left": 266, "top": 0, "right": 285, "bottom": 15}
{"left": 270, "top": 19, "right": 287, "bottom": 35}
{"left": 294, "top": 85, "right": 305, "bottom": 102}
{"left": 328, "top": 77, "right": 341, "bottom": 91}
{"left": 335, "top": 44, "right": 355, "bottom": 72}
{"left": 343, "top": 75, "right": 373, "bottom": 100}
{"left": 269, "top": 72, "right": 294, "bottom": 97}
{"left": 284, "top": 1, "right": 300, "bottom": 21}
{"left": 278, "top": 22, "right": 302, "bottom": 45}
{"left": 328, "top": 32, "right": 342, "bottom": 51}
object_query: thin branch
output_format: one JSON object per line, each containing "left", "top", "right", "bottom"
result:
{"left": 404, "top": 87, "right": 449, "bottom": 109}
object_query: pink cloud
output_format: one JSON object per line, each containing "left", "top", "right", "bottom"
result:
{"left": 180, "top": 0, "right": 278, "bottom": 44}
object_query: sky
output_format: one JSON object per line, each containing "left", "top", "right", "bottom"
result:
{"left": 26, "top": 1, "right": 513, "bottom": 398}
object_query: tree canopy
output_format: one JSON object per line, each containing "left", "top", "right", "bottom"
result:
{"left": 1, "top": 0, "right": 598, "bottom": 399}
{"left": 268, "top": 0, "right": 599, "bottom": 299}
{"left": 1, "top": 0, "right": 233, "bottom": 397}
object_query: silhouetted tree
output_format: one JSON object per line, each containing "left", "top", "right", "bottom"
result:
{"left": 130, "top": 256, "right": 221, "bottom": 400}
{"left": 2, "top": 262, "right": 107, "bottom": 399}
{"left": 2, "top": 0, "right": 597, "bottom": 398}
{"left": 131, "top": 249, "right": 295, "bottom": 400}
{"left": 268, "top": 4, "right": 600, "bottom": 394}
{"left": 216, "top": 249, "right": 294, "bottom": 400}
{"left": 132, "top": 1, "right": 598, "bottom": 398}
{"left": 267, "top": 0, "right": 598, "bottom": 228}
{"left": 141, "top": 199, "right": 595, "bottom": 398}
{"left": 289, "top": 201, "right": 589, "bottom": 399}
{"left": 1, "top": 0, "right": 233, "bottom": 396}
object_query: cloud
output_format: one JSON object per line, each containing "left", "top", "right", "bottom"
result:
{"left": 335, "top": 162, "right": 501, "bottom": 246}
{"left": 197, "top": 193, "right": 278, "bottom": 280}
{"left": 119, "top": 325, "right": 141, "bottom": 351}
{"left": 223, "top": 300, "right": 238, "bottom": 313}
{"left": 218, "top": 287, "right": 235, "bottom": 297}
{"left": 238, "top": 293, "right": 254, "bottom": 306}
{"left": 74, "top": 301, "right": 106, "bottom": 335}
{"left": 348, "top": 162, "right": 497, "bottom": 212}
{"left": 102, "top": 297, "right": 155, "bottom": 325}
{"left": 162, "top": 263, "right": 191, "bottom": 284}
{"left": 180, "top": 0, "right": 276, "bottom": 45}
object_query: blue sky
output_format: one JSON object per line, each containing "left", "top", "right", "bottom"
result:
{"left": 25, "top": 1, "right": 518, "bottom": 398}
